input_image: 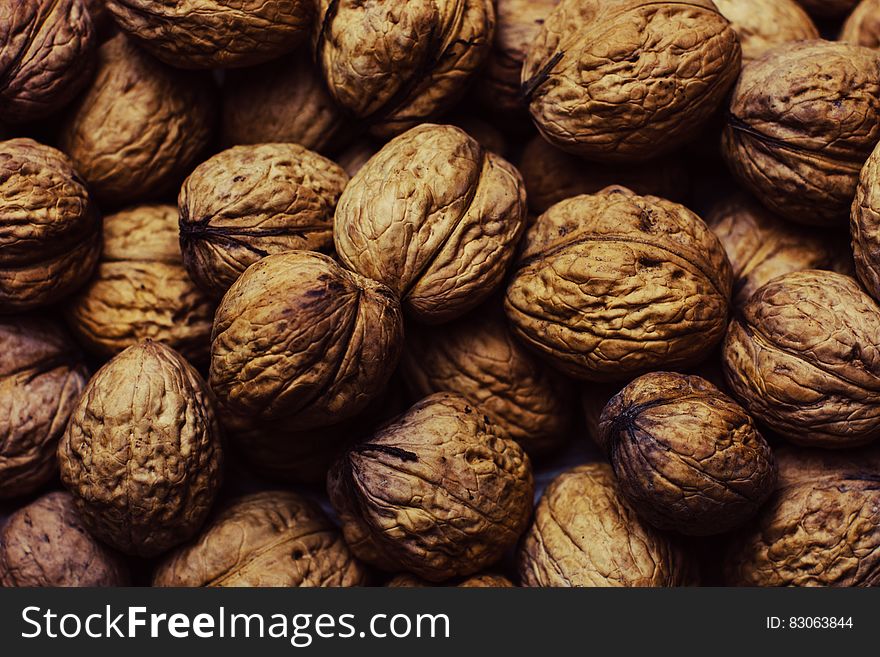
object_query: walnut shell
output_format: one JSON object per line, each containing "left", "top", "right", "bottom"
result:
{"left": 335, "top": 124, "right": 527, "bottom": 324}
{"left": 505, "top": 186, "right": 733, "bottom": 381}
{"left": 153, "top": 491, "right": 368, "bottom": 587}
{"left": 58, "top": 340, "right": 223, "bottom": 557}
{"left": 0, "top": 317, "right": 88, "bottom": 498}
{"left": 797, "top": 0, "right": 859, "bottom": 19}
{"left": 0, "top": 492, "right": 129, "bottom": 587}
{"left": 106, "top": 0, "right": 312, "bottom": 69}
{"left": 210, "top": 251, "right": 403, "bottom": 431}
{"left": 852, "top": 138, "right": 880, "bottom": 302}
{"left": 58, "top": 34, "right": 216, "bottom": 206}
{"left": 387, "top": 572, "right": 514, "bottom": 587}
{"left": 328, "top": 393, "right": 534, "bottom": 582}
{"left": 723, "top": 269, "right": 880, "bottom": 448}
{"left": 713, "top": 0, "right": 818, "bottom": 63}
{"left": 598, "top": 372, "right": 777, "bottom": 536}
{"left": 722, "top": 40, "right": 880, "bottom": 227}
{"left": 0, "top": 0, "right": 96, "bottom": 123}
{"left": 522, "top": 0, "right": 740, "bottom": 162}
{"left": 518, "top": 463, "right": 689, "bottom": 586}
{"left": 842, "top": 0, "right": 880, "bottom": 49}
{"left": 316, "top": 0, "right": 495, "bottom": 138}
{"left": 0, "top": 138, "right": 101, "bottom": 313}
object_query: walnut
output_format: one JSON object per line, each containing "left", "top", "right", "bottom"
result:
{"left": 105, "top": 0, "right": 312, "bottom": 69}
{"left": 179, "top": 144, "right": 348, "bottom": 299}
{"left": 153, "top": 491, "right": 369, "bottom": 587}
{"left": 505, "top": 186, "right": 732, "bottom": 382}
{"left": 797, "top": 0, "right": 859, "bottom": 19}
{"left": 841, "top": 0, "right": 880, "bottom": 49}
{"left": 597, "top": 372, "right": 777, "bottom": 536}
{"left": 722, "top": 41, "right": 880, "bottom": 227}
{"left": 335, "top": 124, "right": 527, "bottom": 324}
{"left": 0, "top": 0, "right": 96, "bottom": 124}
{"left": 0, "top": 317, "right": 88, "bottom": 499}
{"left": 328, "top": 393, "right": 534, "bottom": 582}
{"left": 723, "top": 270, "right": 880, "bottom": 448}
{"left": 58, "top": 34, "right": 216, "bottom": 206}
{"left": 210, "top": 251, "right": 403, "bottom": 432}
{"left": 713, "top": 0, "right": 818, "bottom": 63}
{"left": 401, "top": 310, "right": 573, "bottom": 456}
{"left": 0, "top": 138, "right": 101, "bottom": 312}
{"left": 0, "top": 492, "right": 129, "bottom": 587}
{"left": 518, "top": 463, "right": 690, "bottom": 586}
{"left": 315, "top": 0, "right": 495, "bottom": 137}
{"left": 851, "top": 139, "right": 880, "bottom": 302}
{"left": 387, "top": 572, "right": 514, "bottom": 587}
{"left": 58, "top": 340, "right": 223, "bottom": 557}
{"left": 65, "top": 204, "right": 214, "bottom": 364}
{"left": 521, "top": 0, "right": 740, "bottom": 162}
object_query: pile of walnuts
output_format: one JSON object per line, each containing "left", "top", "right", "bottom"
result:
{"left": 2, "top": 0, "right": 880, "bottom": 588}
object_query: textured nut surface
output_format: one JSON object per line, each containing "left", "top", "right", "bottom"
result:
{"left": 58, "top": 34, "right": 216, "bottom": 206}
{"left": 58, "top": 341, "right": 223, "bottom": 557}
{"left": 518, "top": 463, "right": 689, "bottom": 586}
{"left": 723, "top": 270, "right": 880, "bottom": 447}
{"left": 106, "top": 0, "right": 312, "bottom": 68}
{"left": 713, "top": 0, "right": 817, "bottom": 63}
{"left": 722, "top": 41, "right": 880, "bottom": 226}
{"left": 0, "top": 492, "right": 129, "bottom": 587}
{"left": 598, "top": 372, "right": 777, "bottom": 535}
{"left": 797, "top": 0, "right": 859, "bottom": 18}
{"left": 335, "top": 124, "right": 526, "bottom": 324}
{"left": 316, "top": 0, "right": 495, "bottom": 137}
{"left": 505, "top": 187, "right": 732, "bottom": 381}
{"left": 328, "top": 393, "right": 534, "bottom": 581}
{"left": 852, "top": 138, "right": 880, "bottom": 302}
{"left": 210, "top": 251, "right": 403, "bottom": 431}
{"left": 0, "top": 317, "right": 88, "bottom": 498}
{"left": 0, "top": 138, "right": 101, "bottom": 312}
{"left": 387, "top": 572, "right": 514, "bottom": 587}
{"left": 153, "top": 491, "right": 369, "bottom": 587}
{"left": 522, "top": 0, "right": 740, "bottom": 162}
{"left": 180, "top": 144, "right": 348, "bottom": 299}
{"left": 842, "top": 0, "right": 880, "bottom": 49}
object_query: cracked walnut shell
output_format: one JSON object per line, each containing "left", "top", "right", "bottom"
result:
{"left": 713, "top": 0, "right": 818, "bottom": 63}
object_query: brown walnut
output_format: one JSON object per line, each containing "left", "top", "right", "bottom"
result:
{"left": 851, "top": 138, "right": 880, "bottom": 302}
{"left": 58, "top": 340, "right": 224, "bottom": 557}
{"left": 387, "top": 572, "right": 514, "bottom": 587}
{"left": 713, "top": 0, "right": 818, "bottom": 63}
{"left": 842, "top": 0, "right": 880, "bottom": 49}
{"left": 328, "top": 393, "right": 534, "bottom": 582}
{"left": 796, "top": 0, "right": 859, "bottom": 19}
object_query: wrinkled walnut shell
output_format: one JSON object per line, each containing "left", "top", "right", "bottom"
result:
{"left": 841, "top": 0, "right": 880, "bottom": 49}
{"left": 713, "top": 0, "right": 818, "bottom": 63}
{"left": 851, "top": 138, "right": 880, "bottom": 302}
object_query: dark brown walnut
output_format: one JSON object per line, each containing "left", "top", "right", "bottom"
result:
{"left": 518, "top": 463, "right": 689, "bottom": 586}
{"left": 0, "top": 317, "right": 88, "bottom": 499}
{"left": 179, "top": 144, "right": 349, "bottom": 299}
{"left": 58, "top": 34, "right": 216, "bottom": 206}
{"left": 522, "top": 0, "right": 741, "bottom": 162}
{"left": 153, "top": 491, "right": 368, "bottom": 587}
{"left": 0, "top": 492, "right": 129, "bottom": 587}
{"left": 852, "top": 139, "right": 880, "bottom": 302}
{"left": 83, "top": 0, "right": 113, "bottom": 38}
{"left": 401, "top": 311, "right": 573, "bottom": 456}
{"left": 335, "top": 124, "right": 527, "bottom": 324}
{"left": 722, "top": 40, "right": 880, "bottom": 227}
{"left": 315, "top": 0, "right": 495, "bottom": 138}
{"left": 328, "top": 393, "right": 534, "bottom": 582}
{"left": 797, "top": 0, "right": 859, "bottom": 19}
{"left": 65, "top": 204, "right": 215, "bottom": 363}
{"left": 0, "top": 138, "right": 101, "bottom": 313}
{"left": 387, "top": 573, "right": 514, "bottom": 587}
{"left": 0, "top": 0, "right": 96, "bottom": 123}
{"left": 598, "top": 372, "right": 777, "bottom": 536}
{"left": 106, "top": 0, "right": 312, "bottom": 69}
{"left": 842, "top": 0, "right": 880, "bottom": 49}
{"left": 505, "top": 186, "right": 733, "bottom": 382}
{"left": 58, "top": 341, "right": 223, "bottom": 557}
{"left": 723, "top": 270, "right": 880, "bottom": 448}
{"left": 210, "top": 251, "right": 403, "bottom": 431}
{"left": 713, "top": 0, "right": 818, "bottom": 63}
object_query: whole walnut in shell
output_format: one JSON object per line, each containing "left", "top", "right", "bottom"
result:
{"left": 723, "top": 270, "right": 880, "bottom": 448}
{"left": 335, "top": 124, "right": 527, "bottom": 324}
{"left": 0, "top": 0, "right": 96, "bottom": 124}
{"left": 722, "top": 40, "right": 880, "bottom": 226}
{"left": 713, "top": 0, "right": 818, "bottom": 63}
{"left": 0, "top": 138, "right": 101, "bottom": 313}
{"left": 797, "top": 0, "right": 859, "bottom": 18}
{"left": 598, "top": 372, "right": 777, "bottom": 536}
{"left": 521, "top": 0, "right": 741, "bottom": 162}
{"left": 387, "top": 572, "right": 514, "bottom": 587}
{"left": 179, "top": 143, "right": 348, "bottom": 299}
{"left": 58, "top": 34, "right": 216, "bottom": 206}
{"left": 315, "top": 0, "right": 495, "bottom": 137}
{"left": 842, "top": 0, "right": 880, "bottom": 49}
{"left": 210, "top": 251, "right": 403, "bottom": 431}
{"left": 505, "top": 186, "right": 733, "bottom": 381}
{"left": 851, "top": 139, "right": 880, "bottom": 302}
{"left": 153, "top": 491, "right": 369, "bottom": 587}
{"left": 0, "top": 492, "right": 129, "bottom": 587}
{"left": 0, "top": 317, "right": 88, "bottom": 499}
{"left": 328, "top": 393, "right": 534, "bottom": 582}
{"left": 58, "top": 340, "right": 223, "bottom": 557}
{"left": 518, "top": 463, "right": 690, "bottom": 586}
{"left": 106, "top": 0, "right": 312, "bottom": 69}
